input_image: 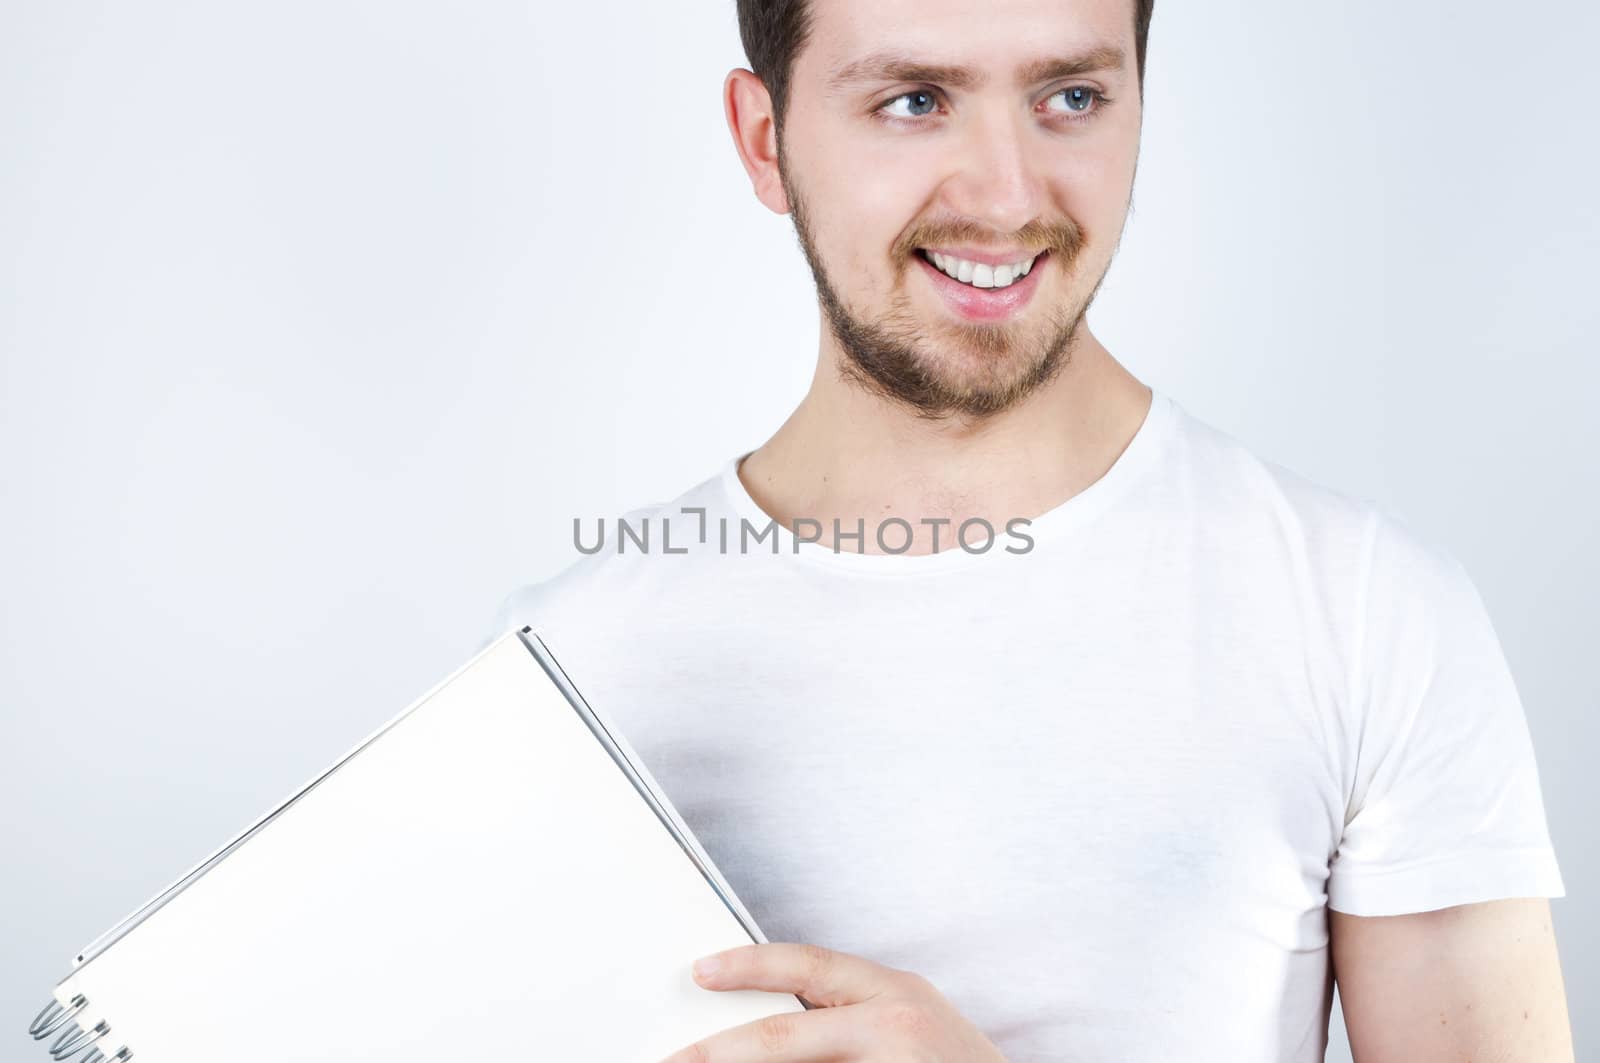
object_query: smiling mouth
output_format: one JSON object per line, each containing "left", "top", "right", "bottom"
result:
{"left": 915, "top": 248, "right": 1049, "bottom": 290}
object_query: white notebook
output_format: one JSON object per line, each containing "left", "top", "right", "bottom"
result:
{"left": 26, "top": 627, "right": 805, "bottom": 1061}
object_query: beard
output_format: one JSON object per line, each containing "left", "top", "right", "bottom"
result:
{"left": 779, "top": 158, "right": 1101, "bottom": 422}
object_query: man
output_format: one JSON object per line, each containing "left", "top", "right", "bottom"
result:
{"left": 486, "top": 0, "right": 1574, "bottom": 1059}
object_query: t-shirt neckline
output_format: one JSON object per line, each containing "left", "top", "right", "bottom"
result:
{"left": 717, "top": 388, "right": 1178, "bottom": 574}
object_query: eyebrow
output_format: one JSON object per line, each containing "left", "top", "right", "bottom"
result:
{"left": 825, "top": 46, "right": 1128, "bottom": 94}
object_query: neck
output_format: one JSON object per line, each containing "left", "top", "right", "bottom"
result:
{"left": 736, "top": 319, "right": 1154, "bottom": 555}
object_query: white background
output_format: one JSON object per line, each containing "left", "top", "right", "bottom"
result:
{"left": 3, "top": 2, "right": 1595, "bottom": 1058}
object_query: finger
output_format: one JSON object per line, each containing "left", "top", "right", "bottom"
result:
{"left": 693, "top": 942, "right": 901, "bottom": 1007}
{"left": 658, "top": 999, "right": 870, "bottom": 1063}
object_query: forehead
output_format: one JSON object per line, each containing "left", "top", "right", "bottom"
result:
{"left": 798, "top": 0, "right": 1134, "bottom": 84}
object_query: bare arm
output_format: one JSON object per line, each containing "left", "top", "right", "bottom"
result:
{"left": 1330, "top": 897, "right": 1573, "bottom": 1062}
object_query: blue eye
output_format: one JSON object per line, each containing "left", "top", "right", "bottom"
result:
{"left": 880, "top": 90, "right": 939, "bottom": 119}
{"left": 874, "top": 85, "right": 1112, "bottom": 125}
{"left": 1044, "top": 86, "right": 1108, "bottom": 119}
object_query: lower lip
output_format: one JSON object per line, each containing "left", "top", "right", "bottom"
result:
{"left": 915, "top": 250, "right": 1049, "bottom": 322}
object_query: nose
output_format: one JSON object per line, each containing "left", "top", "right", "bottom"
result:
{"left": 939, "top": 104, "right": 1049, "bottom": 237}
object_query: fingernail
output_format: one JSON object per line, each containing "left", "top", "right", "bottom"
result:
{"left": 693, "top": 956, "right": 721, "bottom": 981}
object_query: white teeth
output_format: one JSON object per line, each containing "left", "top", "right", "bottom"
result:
{"left": 925, "top": 250, "right": 1040, "bottom": 289}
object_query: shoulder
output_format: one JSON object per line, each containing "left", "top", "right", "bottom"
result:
{"left": 483, "top": 464, "right": 735, "bottom": 647}
{"left": 1164, "top": 397, "right": 1382, "bottom": 568}
{"left": 1160, "top": 397, "right": 1483, "bottom": 642}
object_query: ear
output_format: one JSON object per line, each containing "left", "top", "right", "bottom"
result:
{"left": 723, "top": 68, "right": 790, "bottom": 215}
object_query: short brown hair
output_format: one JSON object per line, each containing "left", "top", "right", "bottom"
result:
{"left": 737, "top": 0, "right": 1156, "bottom": 135}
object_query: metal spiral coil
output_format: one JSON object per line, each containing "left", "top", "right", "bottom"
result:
{"left": 29, "top": 995, "right": 133, "bottom": 1062}
{"left": 29, "top": 996, "right": 88, "bottom": 1040}
{"left": 80, "top": 1047, "right": 132, "bottom": 1063}
{"left": 49, "top": 1018, "right": 109, "bottom": 1060}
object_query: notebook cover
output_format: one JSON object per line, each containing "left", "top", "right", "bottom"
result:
{"left": 39, "top": 628, "right": 803, "bottom": 1061}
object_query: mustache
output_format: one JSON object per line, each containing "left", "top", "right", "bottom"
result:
{"left": 892, "top": 217, "right": 1084, "bottom": 266}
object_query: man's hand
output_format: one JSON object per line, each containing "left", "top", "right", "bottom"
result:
{"left": 657, "top": 942, "right": 1006, "bottom": 1062}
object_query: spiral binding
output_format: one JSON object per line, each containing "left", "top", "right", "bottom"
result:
{"left": 27, "top": 998, "right": 132, "bottom": 1062}
{"left": 28, "top": 996, "right": 85, "bottom": 1039}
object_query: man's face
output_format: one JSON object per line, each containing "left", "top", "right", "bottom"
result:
{"left": 776, "top": 0, "right": 1143, "bottom": 419}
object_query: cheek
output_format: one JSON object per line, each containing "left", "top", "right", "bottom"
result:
{"left": 1040, "top": 145, "right": 1138, "bottom": 247}
{"left": 783, "top": 119, "right": 923, "bottom": 268}
{"left": 814, "top": 161, "right": 928, "bottom": 274}
{"left": 1053, "top": 132, "right": 1139, "bottom": 208}
{"left": 845, "top": 136, "right": 954, "bottom": 227}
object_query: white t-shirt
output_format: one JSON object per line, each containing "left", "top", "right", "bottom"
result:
{"left": 483, "top": 389, "right": 1564, "bottom": 1062}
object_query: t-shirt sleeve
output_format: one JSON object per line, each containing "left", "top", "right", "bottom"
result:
{"left": 1326, "top": 510, "right": 1566, "bottom": 916}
